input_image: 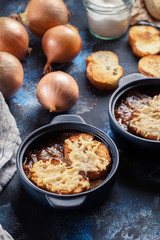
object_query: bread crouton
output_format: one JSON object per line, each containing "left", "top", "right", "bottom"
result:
{"left": 30, "top": 159, "right": 90, "bottom": 194}
{"left": 64, "top": 133, "right": 111, "bottom": 180}
{"left": 138, "top": 55, "right": 160, "bottom": 77}
{"left": 129, "top": 94, "right": 160, "bottom": 140}
{"left": 86, "top": 51, "right": 123, "bottom": 91}
{"left": 144, "top": 0, "right": 160, "bottom": 20}
{"left": 129, "top": 25, "right": 160, "bottom": 57}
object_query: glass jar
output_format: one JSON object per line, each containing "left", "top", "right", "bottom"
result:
{"left": 83, "top": 0, "right": 134, "bottom": 40}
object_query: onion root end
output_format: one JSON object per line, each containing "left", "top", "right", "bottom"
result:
{"left": 43, "top": 63, "right": 52, "bottom": 75}
{"left": 10, "top": 13, "right": 21, "bottom": 22}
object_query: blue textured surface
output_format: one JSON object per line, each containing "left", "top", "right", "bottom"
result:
{"left": 0, "top": 1, "right": 160, "bottom": 240}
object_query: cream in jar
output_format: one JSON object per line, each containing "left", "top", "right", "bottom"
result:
{"left": 83, "top": 0, "right": 133, "bottom": 40}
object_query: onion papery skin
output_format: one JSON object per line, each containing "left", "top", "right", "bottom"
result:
{"left": 0, "top": 17, "right": 29, "bottom": 61}
{"left": 42, "top": 24, "right": 82, "bottom": 74}
{"left": 36, "top": 71, "right": 79, "bottom": 112}
{"left": 0, "top": 52, "right": 24, "bottom": 99}
{"left": 12, "top": 0, "right": 70, "bottom": 38}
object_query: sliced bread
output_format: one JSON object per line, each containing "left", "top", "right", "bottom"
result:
{"left": 129, "top": 25, "right": 160, "bottom": 57}
{"left": 138, "top": 55, "right": 160, "bottom": 77}
{"left": 86, "top": 51, "right": 123, "bottom": 90}
{"left": 144, "top": 0, "right": 160, "bottom": 20}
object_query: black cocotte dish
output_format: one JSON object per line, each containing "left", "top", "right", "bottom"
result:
{"left": 109, "top": 73, "right": 160, "bottom": 156}
{"left": 16, "top": 114, "right": 119, "bottom": 210}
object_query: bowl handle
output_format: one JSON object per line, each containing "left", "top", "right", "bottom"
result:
{"left": 50, "top": 114, "right": 86, "bottom": 124}
{"left": 118, "top": 73, "right": 148, "bottom": 88}
{"left": 45, "top": 195, "right": 86, "bottom": 209}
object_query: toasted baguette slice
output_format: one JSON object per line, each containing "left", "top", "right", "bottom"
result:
{"left": 138, "top": 55, "right": 160, "bottom": 77}
{"left": 86, "top": 51, "right": 123, "bottom": 90}
{"left": 129, "top": 25, "right": 160, "bottom": 57}
{"left": 144, "top": 0, "right": 160, "bottom": 20}
{"left": 64, "top": 133, "right": 111, "bottom": 180}
{"left": 30, "top": 159, "right": 90, "bottom": 194}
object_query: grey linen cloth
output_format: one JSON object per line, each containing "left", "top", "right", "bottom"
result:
{"left": 0, "top": 225, "right": 14, "bottom": 240}
{"left": 0, "top": 92, "right": 21, "bottom": 240}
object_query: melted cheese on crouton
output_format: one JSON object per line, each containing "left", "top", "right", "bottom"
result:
{"left": 129, "top": 94, "right": 160, "bottom": 140}
{"left": 65, "top": 135, "right": 110, "bottom": 172}
{"left": 30, "top": 160, "right": 90, "bottom": 194}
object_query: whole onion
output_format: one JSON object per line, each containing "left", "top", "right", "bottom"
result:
{"left": 0, "top": 17, "right": 29, "bottom": 61}
{"left": 0, "top": 52, "right": 24, "bottom": 99}
{"left": 11, "top": 0, "right": 70, "bottom": 38}
{"left": 36, "top": 71, "right": 79, "bottom": 112}
{"left": 42, "top": 24, "right": 82, "bottom": 74}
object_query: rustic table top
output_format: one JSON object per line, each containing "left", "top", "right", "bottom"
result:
{"left": 0, "top": 1, "right": 159, "bottom": 240}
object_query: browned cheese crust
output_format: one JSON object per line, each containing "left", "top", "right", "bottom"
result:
{"left": 64, "top": 133, "right": 111, "bottom": 180}
{"left": 138, "top": 55, "right": 160, "bottom": 78}
{"left": 129, "top": 94, "right": 160, "bottom": 140}
{"left": 29, "top": 159, "right": 90, "bottom": 194}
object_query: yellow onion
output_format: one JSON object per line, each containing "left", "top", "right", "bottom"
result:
{"left": 36, "top": 71, "right": 79, "bottom": 112}
{"left": 0, "top": 52, "right": 24, "bottom": 99}
{"left": 11, "top": 0, "right": 70, "bottom": 38}
{"left": 42, "top": 24, "right": 82, "bottom": 74}
{"left": 0, "top": 17, "right": 30, "bottom": 61}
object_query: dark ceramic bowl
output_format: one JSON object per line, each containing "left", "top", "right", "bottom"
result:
{"left": 16, "top": 114, "right": 119, "bottom": 210}
{"left": 109, "top": 73, "right": 160, "bottom": 155}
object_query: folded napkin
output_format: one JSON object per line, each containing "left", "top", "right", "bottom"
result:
{"left": 130, "top": 0, "right": 160, "bottom": 28}
{"left": 0, "top": 225, "right": 14, "bottom": 240}
{"left": 0, "top": 92, "right": 22, "bottom": 240}
{"left": 0, "top": 92, "right": 21, "bottom": 192}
